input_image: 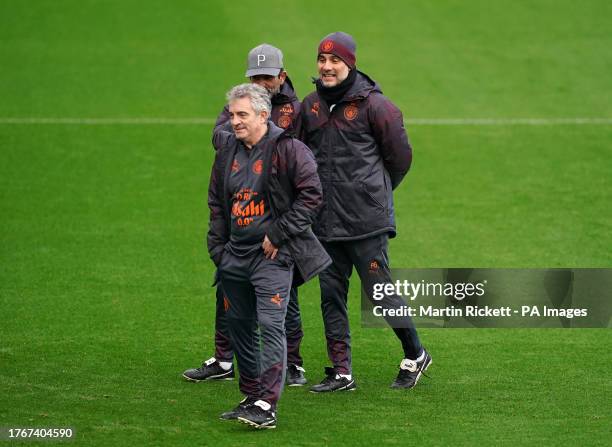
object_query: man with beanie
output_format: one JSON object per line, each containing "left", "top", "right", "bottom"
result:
{"left": 299, "top": 32, "right": 431, "bottom": 392}
{"left": 209, "top": 83, "right": 329, "bottom": 428}
{"left": 183, "top": 44, "right": 308, "bottom": 387}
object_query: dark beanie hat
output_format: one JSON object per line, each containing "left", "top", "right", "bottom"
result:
{"left": 318, "top": 31, "right": 356, "bottom": 68}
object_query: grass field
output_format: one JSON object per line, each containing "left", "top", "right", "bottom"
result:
{"left": 1, "top": 1, "right": 611, "bottom": 445}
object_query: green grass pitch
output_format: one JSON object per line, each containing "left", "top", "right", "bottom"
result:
{"left": 1, "top": 1, "right": 611, "bottom": 445}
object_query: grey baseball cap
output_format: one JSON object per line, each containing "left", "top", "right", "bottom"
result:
{"left": 245, "top": 44, "right": 284, "bottom": 77}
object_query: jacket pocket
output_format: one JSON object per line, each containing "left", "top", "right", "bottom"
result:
{"left": 286, "top": 229, "right": 332, "bottom": 286}
{"left": 360, "top": 181, "right": 385, "bottom": 210}
{"left": 272, "top": 250, "right": 295, "bottom": 269}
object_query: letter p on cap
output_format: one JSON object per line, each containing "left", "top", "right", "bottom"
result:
{"left": 257, "top": 54, "right": 266, "bottom": 66}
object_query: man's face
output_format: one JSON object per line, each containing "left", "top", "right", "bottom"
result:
{"left": 228, "top": 96, "right": 268, "bottom": 146}
{"left": 318, "top": 53, "right": 350, "bottom": 87}
{"left": 250, "top": 72, "right": 286, "bottom": 95}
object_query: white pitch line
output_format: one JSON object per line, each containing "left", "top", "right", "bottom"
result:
{"left": 405, "top": 118, "right": 612, "bottom": 125}
{"left": 0, "top": 117, "right": 217, "bottom": 125}
{"left": 0, "top": 117, "right": 611, "bottom": 125}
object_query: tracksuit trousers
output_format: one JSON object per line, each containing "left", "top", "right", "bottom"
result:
{"left": 319, "top": 234, "right": 422, "bottom": 374}
{"left": 213, "top": 285, "right": 304, "bottom": 366}
{"left": 219, "top": 248, "right": 294, "bottom": 407}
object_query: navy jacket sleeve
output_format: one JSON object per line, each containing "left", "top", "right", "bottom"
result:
{"left": 215, "top": 104, "right": 230, "bottom": 127}
{"left": 207, "top": 130, "right": 233, "bottom": 265}
{"left": 213, "top": 105, "right": 233, "bottom": 139}
{"left": 266, "top": 139, "right": 322, "bottom": 247}
{"left": 368, "top": 95, "right": 412, "bottom": 189}
{"left": 297, "top": 104, "right": 309, "bottom": 145}
{"left": 287, "top": 100, "right": 303, "bottom": 139}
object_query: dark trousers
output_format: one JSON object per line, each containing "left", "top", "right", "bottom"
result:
{"left": 319, "top": 234, "right": 422, "bottom": 374}
{"left": 214, "top": 286, "right": 304, "bottom": 366}
{"left": 219, "top": 249, "right": 294, "bottom": 407}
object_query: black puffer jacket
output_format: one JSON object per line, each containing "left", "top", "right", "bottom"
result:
{"left": 208, "top": 123, "right": 331, "bottom": 285}
{"left": 299, "top": 71, "right": 412, "bottom": 241}
{"left": 215, "top": 77, "right": 301, "bottom": 134}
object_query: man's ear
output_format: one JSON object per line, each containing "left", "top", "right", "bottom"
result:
{"left": 260, "top": 110, "right": 269, "bottom": 123}
{"left": 278, "top": 71, "right": 287, "bottom": 84}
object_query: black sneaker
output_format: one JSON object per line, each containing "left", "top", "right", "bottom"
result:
{"left": 237, "top": 400, "right": 277, "bottom": 429}
{"left": 310, "top": 367, "right": 356, "bottom": 393}
{"left": 286, "top": 364, "right": 307, "bottom": 386}
{"left": 182, "top": 357, "right": 234, "bottom": 382}
{"left": 391, "top": 349, "right": 432, "bottom": 389}
{"left": 220, "top": 396, "right": 258, "bottom": 421}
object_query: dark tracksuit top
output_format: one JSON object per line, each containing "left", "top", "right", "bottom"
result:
{"left": 226, "top": 141, "right": 273, "bottom": 250}
{"left": 208, "top": 122, "right": 329, "bottom": 281}
{"left": 299, "top": 70, "right": 412, "bottom": 241}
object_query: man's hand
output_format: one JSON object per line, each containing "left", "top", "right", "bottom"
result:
{"left": 262, "top": 235, "right": 279, "bottom": 259}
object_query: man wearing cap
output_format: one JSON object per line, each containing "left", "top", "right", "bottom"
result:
{"left": 183, "top": 44, "right": 308, "bottom": 387}
{"left": 215, "top": 44, "right": 301, "bottom": 134}
{"left": 299, "top": 32, "right": 431, "bottom": 392}
{"left": 208, "top": 83, "right": 329, "bottom": 428}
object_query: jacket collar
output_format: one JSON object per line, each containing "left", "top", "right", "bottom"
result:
{"left": 310, "top": 70, "right": 382, "bottom": 104}
{"left": 342, "top": 70, "right": 383, "bottom": 102}
{"left": 272, "top": 76, "right": 298, "bottom": 106}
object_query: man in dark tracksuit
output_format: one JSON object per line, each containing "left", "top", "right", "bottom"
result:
{"left": 208, "top": 83, "right": 330, "bottom": 428}
{"left": 300, "top": 32, "right": 431, "bottom": 392}
{"left": 183, "top": 44, "right": 308, "bottom": 386}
